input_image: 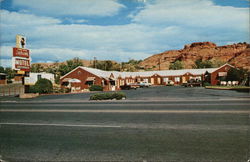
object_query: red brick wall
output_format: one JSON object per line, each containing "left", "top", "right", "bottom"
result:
{"left": 210, "top": 64, "right": 233, "bottom": 85}
{"left": 0, "top": 79, "right": 7, "bottom": 85}
{"left": 60, "top": 67, "right": 110, "bottom": 91}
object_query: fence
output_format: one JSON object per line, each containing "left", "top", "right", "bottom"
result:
{"left": 0, "top": 83, "right": 24, "bottom": 97}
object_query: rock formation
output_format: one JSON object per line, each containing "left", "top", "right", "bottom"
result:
{"left": 139, "top": 42, "right": 250, "bottom": 71}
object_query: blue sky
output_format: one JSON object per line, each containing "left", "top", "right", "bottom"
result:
{"left": 0, "top": 0, "right": 249, "bottom": 67}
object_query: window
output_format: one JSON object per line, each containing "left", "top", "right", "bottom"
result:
{"left": 78, "top": 71, "right": 81, "bottom": 75}
{"left": 85, "top": 81, "right": 93, "bottom": 86}
{"left": 163, "top": 77, "right": 169, "bottom": 82}
{"left": 175, "top": 77, "right": 180, "bottom": 82}
{"left": 110, "top": 80, "right": 116, "bottom": 85}
{"left": 143, "top": 78, "right": 148, "bottom": 83}
{"left": 37, "top": 75, "right": 42, "bottom": 80}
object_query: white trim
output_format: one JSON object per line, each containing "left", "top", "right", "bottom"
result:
{"left": 60, "top": 66, "right": 83, "bottom": 79}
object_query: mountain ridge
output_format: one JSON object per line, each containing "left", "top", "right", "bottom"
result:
{"left": 139, "top": 42, "right": 250, "bottom": 71}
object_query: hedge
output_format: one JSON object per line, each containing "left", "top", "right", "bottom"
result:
{"left": 89, "top": 85, "right": 103, "bottom": 91}
{"left": 90, "top": 92, "right": 126, "bottom": 100}
{"left": 29, "top": 78, "right": 53, "bottom": 94}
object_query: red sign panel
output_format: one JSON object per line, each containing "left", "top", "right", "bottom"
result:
{"left": 15, "top": 58, "right": 30, "bottom": 72}
{"left": 13, "top": 47, "right": 30, "bottom": 58}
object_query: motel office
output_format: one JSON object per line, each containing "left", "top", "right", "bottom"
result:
{"left": 60, "top": 64, "right": 234, "bottom": 91}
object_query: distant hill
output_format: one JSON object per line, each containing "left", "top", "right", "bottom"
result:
{"left": 139, "top": 42, "right": 250, "bottom": 71}
{"left": 32, "top": 42, "right": 250, "bottom": 71}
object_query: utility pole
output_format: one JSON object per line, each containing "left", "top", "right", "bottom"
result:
{"left": 93, "top": 57, "right": 96, "bottom": 68}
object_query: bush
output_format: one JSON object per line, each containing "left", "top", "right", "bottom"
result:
{"left": 89, "top": 85, "right": 103, "bottom": 91}
{"left": 90, "top": 92, "right": 126, "bottom": 100}
{"left": 203, "top": 82, "right": 211, "bottom": 87}
{"left": 33, "top": 78, "right": 53, "bottom": 94}
{"left": 28, "top": 85, "right": 37, "bottom": 93}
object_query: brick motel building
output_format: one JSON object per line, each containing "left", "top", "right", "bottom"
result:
{"left": 60, "top": 64, "right": 235, "bottom": 91}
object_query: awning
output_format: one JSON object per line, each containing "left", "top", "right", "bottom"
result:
{"left": 86, "top": 77, "right": 95, "bottom": 81}
{"left": 62, "top": 78, "right": 72, "bottom": 82}
{"left": 68, "top": 78, "right": 81, "bottom": 83}
{"left": 218, "top": 72, "right": 227, "bottom": 77}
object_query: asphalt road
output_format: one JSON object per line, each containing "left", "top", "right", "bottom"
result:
{"left": 0, "top": 86, "right": 250, "bottom": 161}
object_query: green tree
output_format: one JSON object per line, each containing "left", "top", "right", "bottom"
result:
{"left": 58, "top": 64, "right": 69, "bottom": 76}
{"left": 31, "top": 64, "right": 44, "bottom": 72}
{"left": 211, "top": 60, "right": 225, "bottom": 68}
{"left": 4, "top": 67, "right": 15, "bottom": 81}
{"left": 58, "top": 58, "right": 83, "bottom": 76}
{"left": 169, "top": 60, "right": 184, "bottom": 70}
{"left": 194, "top": 59, "right": 213, "bottom": 69}
{"left": 66, "top": 57, "right": 83, "bottom": 70}
{"left": 33, "top": 78, "right": 53, "bottom": 94}
{"left": 226, "top": 68, "right": 247, "bottom": 82}
{"left": 0, "top": 66, "right": 5, "bottom": 73}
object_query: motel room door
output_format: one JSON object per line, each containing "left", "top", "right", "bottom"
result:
{"left": 182, "top": 76, "right": 187, "bottom": 83}
{"left": 151, "top": 78, "right": 154, "bottom": 85}
{"left": 157, "top": 77, "right": 161, "bottom": 84}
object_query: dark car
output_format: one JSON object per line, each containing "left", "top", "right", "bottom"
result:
{"left": 120, "top": 84, "right": 137, "bottom": 90}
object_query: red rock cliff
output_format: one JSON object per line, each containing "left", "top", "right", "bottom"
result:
{"left": 139, "top": 42, "right": 250, "bottom": 71}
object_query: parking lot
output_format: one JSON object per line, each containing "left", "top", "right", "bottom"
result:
{"left": 0, "top": 86, "right": 250, "bottom": 161}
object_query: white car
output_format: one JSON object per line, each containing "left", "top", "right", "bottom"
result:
{"left": 166, "top": 80, "right": 174, "bottom": 86}
{"left": 138, "top": 81, "right": 152, "bottom": 87}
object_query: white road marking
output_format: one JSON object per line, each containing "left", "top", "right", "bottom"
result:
{"left": 0, "top": 122, "right": 121, "bottom": 128}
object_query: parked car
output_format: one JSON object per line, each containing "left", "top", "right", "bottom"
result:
{"left": 120, "top": 84, "right": 137, "bottom": 90}
{"left": 138, "top": 81, "right": 151, "bottom": 88}
{"left": 166, "top": 80, "right": 174, "bottom": 86}
{"left": 183, "top": 79, "right": 202, "bottom": 87}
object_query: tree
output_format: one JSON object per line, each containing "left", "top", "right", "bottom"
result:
{"left": 0, "top": 66, "right": 4, "bottom": 73}
{"left": 169, "top": 60, "right": 183, "bottom": 70}
{"left": 226, "top": 68, "right": 247, "bottom": 82}
{"left": 194, "top": 59, "right": 213, "bottom": 69}
{"left": 33, "top": 78, "right": 53, "bottom": 94}
{"left": 31, "top": 64, "right": 44, "bottom": 72}
{"left": 4, "top": 68, "right": 15, "bottom": 81}
{"left": 66, "top": 57, "right": 83, "bottom": 70}
{"left": 58, "top": 64, "right": 69, "bottom": 76}
{"left": 58, "top": 58, "right": 83, "bottom": 76}
{"left": 211, "top": 60, "right": 225, "bottom": 68}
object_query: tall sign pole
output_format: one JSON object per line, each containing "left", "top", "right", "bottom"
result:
{"left": 12, "top": 35, "right": 31, "bottom": 85}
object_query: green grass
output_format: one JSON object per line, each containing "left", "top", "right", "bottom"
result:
{"left": 206, "top": 85, "right": 250, "bottom": 89}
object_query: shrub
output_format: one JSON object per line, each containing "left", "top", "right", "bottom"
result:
{"left": 169, "top": 60, "right": 184, "bottom": 70}
{"left": 33, "top": 78, "right": 53, "bottom": 94}
{"left": 89, "top": 85, "right": 103, "bottom": 91}
{"left": 90, "top": 92, "right": 126, "bottom": 100}
{"left": 203, "top": 82, "right": 211, "bottom": 87}
{"left": 28, "top": 85, "right": 37, "bottom": 93}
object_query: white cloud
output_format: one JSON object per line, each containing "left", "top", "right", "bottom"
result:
{"left": 0, "top": 1, "right": 249, "bottom": 66}
{"left": 64, "top": 18, "right": 88, "bottom": 24}
{"left": 0, "top": 46, "right": 13, "bottom": 58}
{"left": 31, "top": 48, "right": 86, "bottom": 61}
{"left": 0, "top": 10, "right": 61, "bottom": 26}
{"left": 132, "top": 0, "right": 249, "bottom": 31}
{"left": 12, "top": 0, "right": 125, "bottom": 17}
{"left": 0, "top": 59, "right": 12, "bottom": 67}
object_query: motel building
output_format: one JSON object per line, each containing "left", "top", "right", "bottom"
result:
{"left": 60, "top": 64, "right": 235, "bottom": 92}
